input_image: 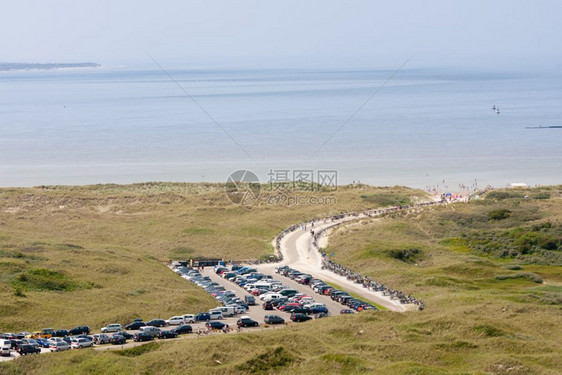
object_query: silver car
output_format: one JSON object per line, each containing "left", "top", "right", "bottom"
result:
{"left": 70, "top": 338, "right": 93, "bottom": 349}
{"left": 101, "top": 323, "right": 122, "bottom": 333}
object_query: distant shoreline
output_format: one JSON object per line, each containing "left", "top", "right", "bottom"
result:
{"left": 0, "top": 62, "right": 101, "bottom": 72}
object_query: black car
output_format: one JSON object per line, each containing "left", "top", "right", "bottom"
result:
{"left": 69, "top": 326, "right": 90, "bottom": 335}
{"left": 133, "top": 332, "right": 154, "bottom": 342}
{"left": 10, "top": 340, "right": 23, "bottom": 350}
{"left": 244, "top": 295, "right": 256, "bottom": 305}
{"left": 237, "top": 318, "right": 259, "bottom": 327}
{"left": 172, "top": 325, "right": 193, "bottom": 335}
{"left": 264, "top": 315, "right": 285, "bottom": 325}
{"left": 145, "top": 319, "right": 167, "bottom": 327}
{"left": 340, "top": 309, "right": 355, "bottom": 314}
{"left": 205, "top": 321, "right": 228, "bottom": 330}
{"left": 291, "top": 313, "right": 313, "bottom": 322}
{"left": 117, "top": 331, "right": 133, "bottom": 340}
{"left": 310, "top": 306, "right": 329, "bottom": 314}
{"left": 125, "top": 321, "right": 146, "bottom": 330}
{"left": 157, "top": 330, "right": 178, "bottom": 339}
{"left": 110, "top": 335, "right": 127, "bottom": 345}
{"left": 54, "top": 329, "right": 69, "bottom": 337}
{"left": 263, "top": 301, "right": 274, "bottom": 310}
{"left": 292, "top": 307, "right": 312, "bottom": 315}
{"left": 17, "top": 344, "right": 41, "bottom": 355}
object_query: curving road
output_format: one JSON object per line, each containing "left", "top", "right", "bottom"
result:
{"left": 259, "top": 216, "right": 408, "bottom": 312}
{"left": 258, "top": 203, "right": 446, "bottom": 312}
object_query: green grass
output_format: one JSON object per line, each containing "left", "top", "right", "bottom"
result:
{"left": 0, "top": 183, "right": 426, "bottom": 332}
{"left": 1, "top": 184, "right": 561, "bottom": 374}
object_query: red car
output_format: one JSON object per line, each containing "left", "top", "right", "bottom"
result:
{"left": 278, "top": 303, "right": 299, "bottom": 311}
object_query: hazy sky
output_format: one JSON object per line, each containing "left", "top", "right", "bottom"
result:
{"left": 1, "top": 0, "right": 561, "bottom": 69}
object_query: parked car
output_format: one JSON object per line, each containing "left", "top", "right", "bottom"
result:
{"left": 237, "top": 317, "right": 259, "bottom": 327}
{"left": 71, "top": 338, "right": 93, "bottom": 349}
{"left": 54, "top": 329, "right": 69, "bottom": 337}
{"left": 172, "top": 325, "right": 192, "bottom": 335}
{"left": 10, "top": 339, "right": 23, "bottom": 350}
{"left": 69, "top": 326, "right": 90, "bottom": 335}
{"left": 195, "top": 312, "right": 210, "bottom": 321}
{"left": 49, "top": 341, "right": 71, "bottom": 352}
{"left": 157, "top": 330, "right": 178, "bottom": 339}
{"left": 166, "top": 316, "right": 185, "bottom": 326}
{"left": 35, "top": 338, "right": 51, "bottom": 348}
{"left": 139, "top": 326, "right": 161, "bottom": 337}
{"left": 182, "top": 314, "right": 196, "bottom": 323}
{"left": 110, "top": 335, "right": 127, "bottom": 345}
{"left": 340, "top": 309, "right": 355, "bottom": 314}
{"left": 244, "top": 295, "right": 256, "bottom": 305}
{"left": 20, "top": 338, "right": 40, "bottom": 348}
{"left": 125, "top": 321, "right": 146, "bottom": 330}
{"left": 208, "top": 311, "right": 223, "bottom": 320}
{"left": 101, "top": 324, "right": 122, "bottom": 333}
{"left": 17, "top": 344, "right": 41, "bottom": 355}
{"left": 290, "top": 313, "right": 312, "bottom": 322}
{"left": 118, "top": 331, "right": 134, "bottom": 340}
{"left": 205, "top": 321, "right": 228, "bottom": 330}
{"left": 145, "top": 319, "right": 167, "bottom": 327}
{"left": 31, "top": 328, "right": 56, "bottom": 339}
{"left": 264, "top": 315, "right": 285, "bottom": 325}
{"left": 92, "top": 334, "right": 111, "bottom": 345}
{"left": 133, "top": 332, "right": 154, "bottom": 342}
{"left": 0, "top": 339, "right": 11, "bottom": 357}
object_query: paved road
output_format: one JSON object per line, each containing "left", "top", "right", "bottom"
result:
{"left": 259, "top": 216, "right": 413, "bottom": 312}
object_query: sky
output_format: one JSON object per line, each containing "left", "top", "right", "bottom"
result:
{"left": 1, "top": 0, "right": 561, "bottom": 70}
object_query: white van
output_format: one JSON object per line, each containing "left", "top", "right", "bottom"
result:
{"left": 261, "top": 293, "right": 283, "bottom": 301}
{"left": 139, "top": 326, "right": 161, "bottom": 337}
{"left": 215, "top": 306, "right": 236, "bottom": 317}
{"left": 0, "top": 339, "right": 11, "bottom": 357}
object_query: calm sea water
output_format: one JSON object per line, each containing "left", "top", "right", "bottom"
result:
{"left": 0, "top": 67, "right": 561, "bottom": 190}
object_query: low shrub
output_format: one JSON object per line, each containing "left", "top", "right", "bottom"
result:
{"left": 488, "top": 209, "right": 512, "bottom": 221}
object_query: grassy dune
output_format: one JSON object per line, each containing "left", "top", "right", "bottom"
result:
{"left": 0, "top": 183, "right": 425, "bottom": 332}
{"left": 1, "top": 184, "right": 561, "bottom": 374}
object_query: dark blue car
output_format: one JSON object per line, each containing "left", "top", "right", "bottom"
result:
{"left": 310, "top": 306, "right": 329, "bottom": 314}
{"left": 35, "top": 338, "right": 51, "bottom": 348}
{"left": 195, "top": 312, "right": 210, "bottom": 321}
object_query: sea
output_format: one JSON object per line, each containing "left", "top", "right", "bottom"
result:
{"left": 1, "top": 66, "right": 561, "bottom": 192}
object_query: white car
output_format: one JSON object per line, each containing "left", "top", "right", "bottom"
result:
{"left": 71, "top": 338, "right": 93, "bottom": 349}
{"left": 166, "top": 316, "right": 185, "bottom": 326}
{"left": 0, "top": 339, "right": 11, "bottom": 357}
{"left": 101, "top": 323, "right": 122, "bottom": 333}
{"left": 182, "top": 314, "right": 196, "bottom": 323}
{"left": 208, "top": 310, "right": 223, "bottom": 320}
